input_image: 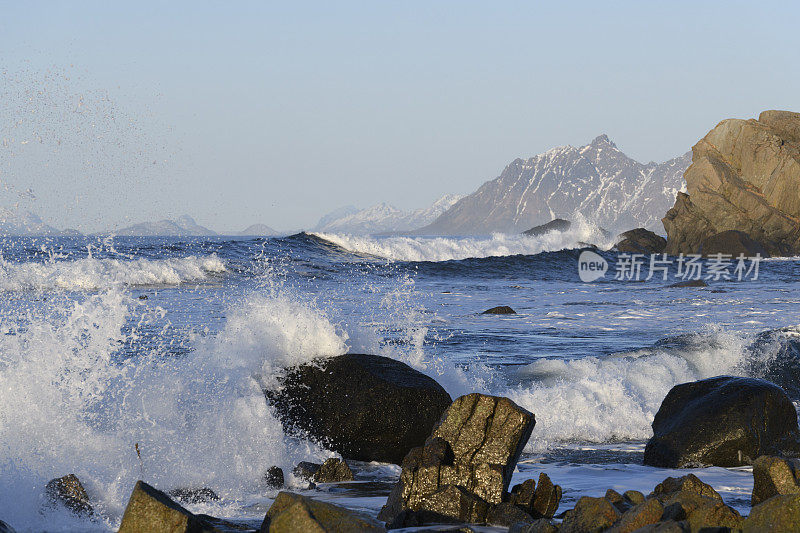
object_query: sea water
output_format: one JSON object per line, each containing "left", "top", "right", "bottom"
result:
{"left": 1, "top": 227, "right": 798, "bottom": 530}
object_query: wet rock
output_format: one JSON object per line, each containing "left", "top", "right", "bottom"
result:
{"left": 607, "top": 498, "right": 664, "bottom": 533}
{"left": 509, "top": 519, "right": 559, "bottom": 533}
{"left": 263, "top": 467, "right": 284, "bottom": 489}
{"left": 378, "top": 393, "right": 535, "bottom": 524}
{"left": 523, "top": 219, "right": 572, "bottom": 236}
{"left": 508, "top": 478, "right": 537, "bottom": 511}
{"left": 313, "top": 458, "right": 354, "bottom": 483}
{"left": 743, "top": 494, "right": 800, "bottom": 533}
{"left": 487, "top": 501, "right": 535, "bottom": 527}
{"left": 559, "top": 496, "right": 620, "bottom": 533}
{"left": 292, "top": 461, "right": 320, "bottom": 481}
{"left": 643, "top": 376, "right": 800, "bottom": 467}
{"left": 629, "top": 521, "right": 688, "bottom": 533}
{"left": 262, "top": 491, "right": 385, "bottom": 532}
{"left": 482, "top": 305, "right": 516, "bottom": 315}
{"left": 168, "top": 487, "right": 220, "bottom": 504}
{"left": 751, "top": 455, "right": 800, "bottom": 505}
{"left": 45, "top": 474, "right": 93, "bottom": 516}
{"left": 700, "top": 230, "right": 769, "bottom": 258}
{"left": 386, "top": 485, "right": 491, "bottom": 528}
{"left": 650, "top": 474, "right": 722, "bottom": 502}
{"left": 0, "top": 520, "right": 15, "bottom": 533}
{"left": 668, "top": 279, "right": 708, "bottom": 288}
{"left": 623, "top": 490, "right": 645, "bottom": 506}
{"left": 616, "top": 228, "right": 667, "bottom": 254}
{"left": 265, "top": 353, "right": 452, "bottom": 465}
{"left": 531, "top": 473, "right": 562, "bottom": 518}
{"left": 118, "top": 481, "right": 218, "bottom": 533}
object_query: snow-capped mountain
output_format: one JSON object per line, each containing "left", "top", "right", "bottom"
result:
{"left": 108, "top": 215, "right": 217, "bottom": 236}
{"left": 418, "top": 135, "right": 690, "bottom": 235}
{"left": 0, "top": 208, "right": 67, "bottom": 236}
{"left": 314, "top": 194, "right": 462, "bottom": 234}
{"left": 235, "top": 223, "right": 279, "bottom": 236}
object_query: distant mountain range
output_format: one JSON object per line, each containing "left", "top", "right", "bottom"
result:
{"left": 419, "top": 135, "right": 690, "bottom": 235}
{"left": 313, "top": 194, "right": 462, "bottom": 234}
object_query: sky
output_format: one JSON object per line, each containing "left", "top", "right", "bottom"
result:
{"left": 1, "top": 1, "right": 799, "bottom": 233}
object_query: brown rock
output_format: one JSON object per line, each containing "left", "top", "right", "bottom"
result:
{"left": 118, "top": 480, "right": 219, "bottom": 533}
{"left": 378, "top": 393, "right": 534, "bottom": 524}
{"left": 623, "top": 490, "right": 645, "bottom": 505}
{"left": 509, "top": 478, "right": 537, "bottom": 510}
{"left": 509, "top": 518, "right": 559, "bottom": 533}
{"left": 700, "top": 230, "right": 769, "bottom": 257}
{"left": 559, "top": 496, "right": 621, "bottom": 533}
{"left": 606, "top": 498, "right": 664, "bottom": 533}
{"left": 663, "top": 110, "right": 800, "bottom": 257}
{"left": 751, "top": 455, "right": 800, "bottom": 506}
{"left": 487, "top": 501, "right": 535, "bottom": 527}
{"left": 262, "top": 491, "right": 385, "bottom": 532}
{"left": 45, "top": 474, "right": 93, "bottom": 516}
{"left": 658, "top": 491, "right": 741, "bottom": 531}
{"left": 313, "top": 458, "right": 354, "bottom": 483}
{"left": 616, "top": 228, "right": 667, "bottom": 254}
{"left": 531, "top": 473, "right": 562, "bottom": 518}
{"left": 743, "top": 494, "right": 800, "bottom": 533}
{"left": 650, "top": 474, "right": 722, "bottom": 502}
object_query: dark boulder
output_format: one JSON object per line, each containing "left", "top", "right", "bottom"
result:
{"left": 487, "top": 502, "right": 535, "bottom": 527}
{"left": 263, "top": 467, "right": 284, "bottom": 489}
{"left": 616, "top": 228, "right": 667, "bottom": 254}
{"left": 0, "top": 520, "right": 14, "bottom": 533}
{"left": 262, "top": 491, "right": 385, "bottom": 532}
{"left": 168, "top": 487, "right": 220, "bottom": 504}
{"left": 668, "top": 279, "right": 708, "bottom": 288}
{"left": 265, "top": 353, "right": 452, "bottom": 465}
{"left": 312, "top": 458, "right": 353, "bottom": 483}
{"left": 378, "top": 393, "right": 535, "bottom": 525}
{"left": 700, "top": 230, "right": 770, "bottom": 258}
{"left": 644, "top": 376, "right": 800, "bottom": 467}
{"left": 292, "top": 462, "right": 320, "bottom": 481}
{"left": 45, "top": 474, "right": 93, "bottom": 516}
{"left": 482, "top": 305, "right": 516, "bottom": 315}
{"left": 751, "top": 455, "right": 800, "bottom": 506}
{"left": 523, "top": 219, "right": 571, "bottom": 236}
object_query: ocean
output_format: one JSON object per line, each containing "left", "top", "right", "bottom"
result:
{"left": 1, "top": 222, "right": 799, "bottom": 531}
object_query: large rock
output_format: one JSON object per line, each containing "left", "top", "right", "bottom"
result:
{"left": 752, "top": 455, "right": 800, "bottom": 506}
{"left": 261, "top": 491, "right": 385, "bottom": 532}
{"left": 523, "top": 219, "right": 572, "bottom": 236}
{"left": 378, "top": 393, "right": 535, "bottom": 525}
{"left": 615, "top": 228, "right": 667, "bottom": 254}
{"left": 265, "top": 353, "right": 452, "bottom": 465}
{"left": 118, "top": 481, "right": 221, "bottom": 533}
{"left": 664, "top": 110, "right": 800, "bottom": 256}
{"left": 699, "top": 229, "right": 769, "bottom": 257}
{"left": 743, "top": 494, "right": 800, "bottom": 533}
{"left": 644, "top": 376, "right": 800, "bottom": 467}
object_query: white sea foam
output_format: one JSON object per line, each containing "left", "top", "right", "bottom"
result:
{"left": 312, "top": 218, "right": 614, "bottom": 262}
{"left": 505, "top": 326, "right": 754, "bottom": 450}
{"left": 0, "top": 254, "right": 226, "bottom": 291}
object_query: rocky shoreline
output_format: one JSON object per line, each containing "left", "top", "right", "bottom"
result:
{"left": 14, "top": 352, "right": 800, "bottom": 532}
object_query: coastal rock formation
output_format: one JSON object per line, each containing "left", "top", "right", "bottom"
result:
{"left": 743, "top": 494, "right": 800, "bottom": 533}
{"left": 699, "top": 229, "right": 769, "bottom": 257}
{"left": 261, "top": 492, "right": 385, "bottom": 532}
{"left": 45, "top": 474, "right": 93, "bottom": 516}
{"left": 378, "top": 393, "right": 535, "bottom": 526}
{"left": 264, "top": 353, "right": 452, "bottom": 465}
{"left": 644, "top": 376, "right": 800, "bottom": 467}
{"left": 664, "top": 110, "right": 800, "bottom": 256}
{"left": 119, "top": 481, "right": 224, "bottom": 533}
{"left": 522, "top": 219, "right": 572, "bottom": 236}
{"left": 615, "top": 228, "right": 666, "bottom": 254}
{"left": 752, "top": 455, "right": 800, "bottom": 506}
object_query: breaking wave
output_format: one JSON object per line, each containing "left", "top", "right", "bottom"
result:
{"left": 0, "top": 254, "right": 226, "bottom": 292}
{"left": 311, "top": 219, "right": 614, "bottom": 262}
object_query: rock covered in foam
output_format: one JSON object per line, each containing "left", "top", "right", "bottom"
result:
{"left": 261, "top": 491, "right": 385, "bottom": 532}
{"left": 378, "top": 393, "right": 535, "bottom": 526}
{"left": 644, "top": 376, "right": 800, "bottom": 467}
{"left": 264, "top": 353, "right": 452, "bottom": 465}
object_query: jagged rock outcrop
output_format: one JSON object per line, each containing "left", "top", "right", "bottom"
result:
{"left": 664, "top": 110, "right": 800, "bottom": 256}
{"left": 264, "top": 354, "right": 452, "bottom": 465}
{"left": 644, "top": 376, "right": 800, "bottom": 467}
{"left": 378, "top": 393, "right": 535, "bottom": 527}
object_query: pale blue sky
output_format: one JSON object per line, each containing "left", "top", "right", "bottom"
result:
{"left": 1, "top": 1, "right": 798, "bottom": 232}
